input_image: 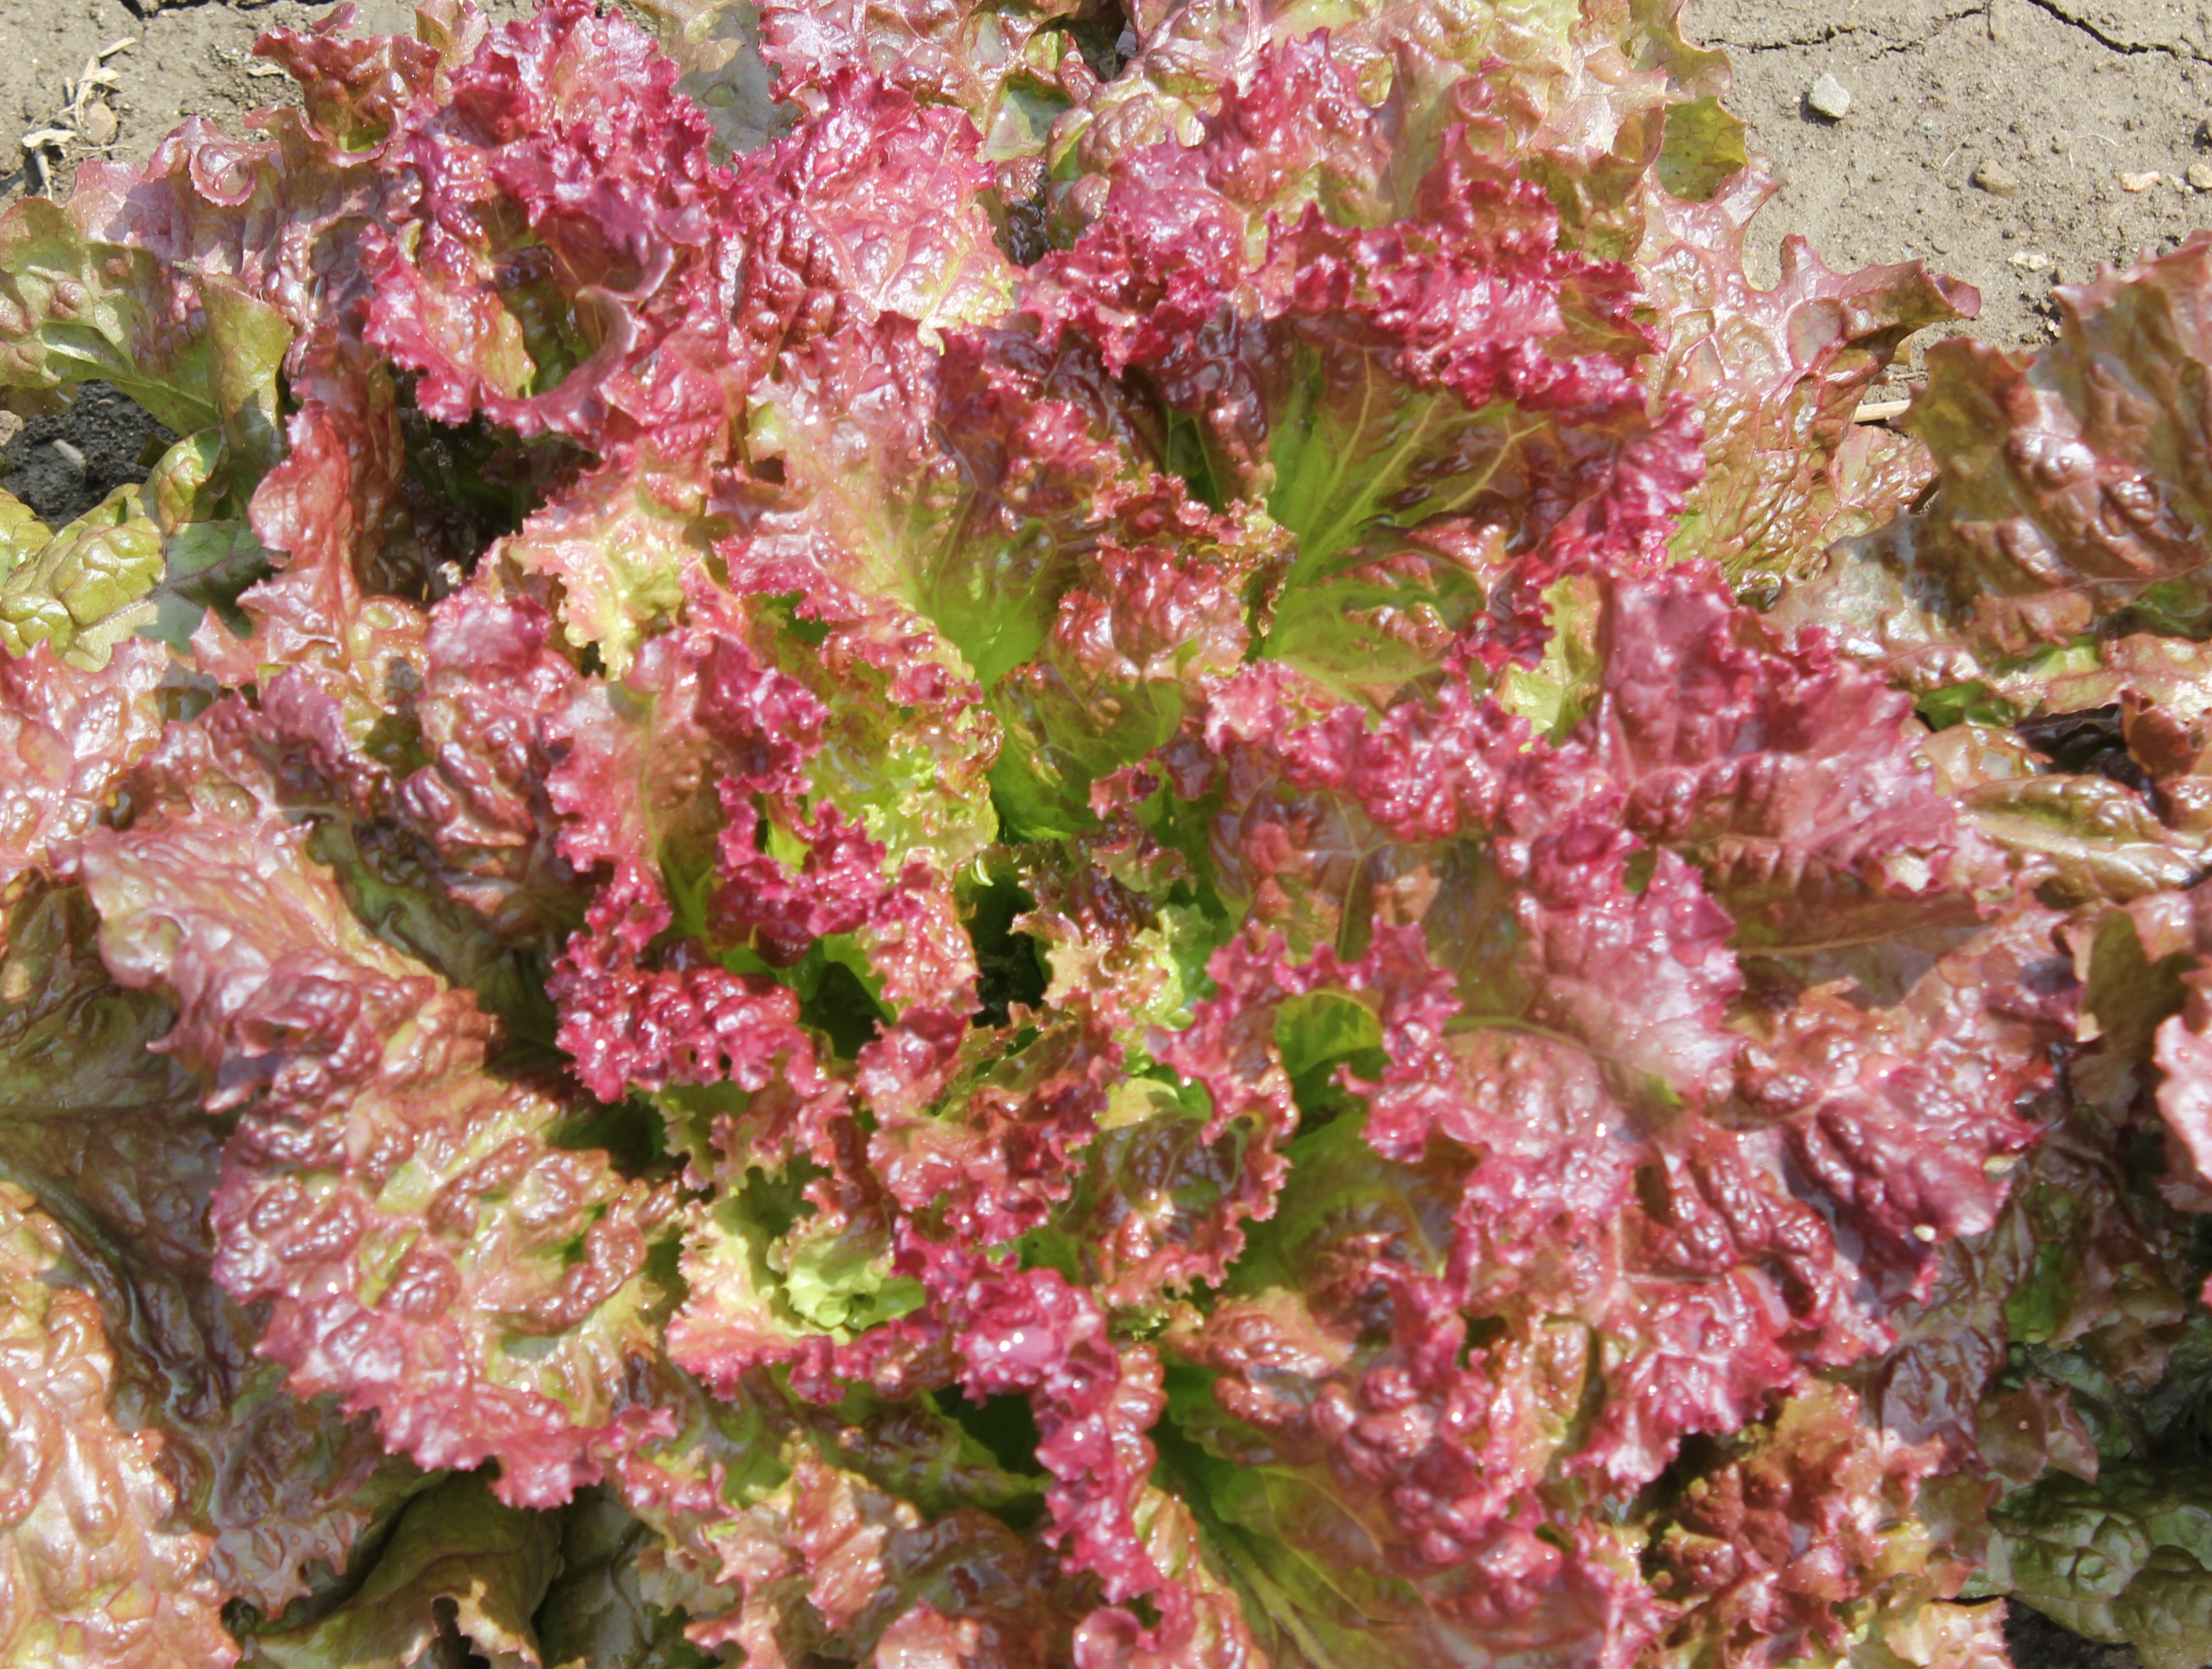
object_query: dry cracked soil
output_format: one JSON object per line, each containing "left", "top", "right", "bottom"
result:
{"left": 0, "top": 0, "right": 2199, "bottom": 1663}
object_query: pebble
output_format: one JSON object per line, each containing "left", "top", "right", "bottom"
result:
{"left": 1972, "top": 161, "right": 2020, "bottom": 196}
{"left": 79, "top": 99, "right": 116, "bottom": 147}
{"left": 1807, "top": 73, "right": 1852, "bottom": 121}
{"left": 2191, "top": 163, "right": 2212, "bottom": 191}
{"left": 2119, "top": 169, "right": 2162, "bottom": 192}
{"left": 2008, "top": 248, "right": 2052, "bottom": 271}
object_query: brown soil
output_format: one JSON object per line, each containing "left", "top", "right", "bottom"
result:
{"left": 0, "top": 0, "right": 531, "bottom": 209}
{"left": 0, "top": 2, "right": 2192, "bottom": 1665}
{"left": 1688, "top": 0, "right": 2212, "bottom": 368}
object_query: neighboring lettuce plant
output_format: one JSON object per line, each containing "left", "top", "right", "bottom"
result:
{"left": 6, "top": 0, "right": 2212, "bottom": 1665}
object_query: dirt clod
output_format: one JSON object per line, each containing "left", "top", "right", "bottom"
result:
{"left": 1973, "top": 160, "right": 2021, "bottom": 195}
{"left": 1807, "top": 71, "right": 1853, "bottom": 119}
{"left": 0, "top": 380, "right": 176, "bottom": 527}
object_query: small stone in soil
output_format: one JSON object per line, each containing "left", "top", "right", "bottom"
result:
{"left": 1973, "top": 161, "right": 2020, "bottom": 196}
{"left": 2119, "top": 169, "right": 2162, "bottom": 192}
{"left": 2189, "top": 163, "right": 2212, "bottom": 190}
{"left": 1806, "top": 73, "right": 1852, "bottom": 121}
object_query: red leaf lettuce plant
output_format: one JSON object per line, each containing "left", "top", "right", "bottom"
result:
{"left": 5, "top": 1, "right": 2212, "bottom": 1665}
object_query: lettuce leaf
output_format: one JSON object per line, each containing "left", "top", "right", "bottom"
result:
{"left": 3, "top": 0, "right": 2209, "bottom": 1662}
{"left": 0, "top": 1180, "right": 239, "bottom": 1668}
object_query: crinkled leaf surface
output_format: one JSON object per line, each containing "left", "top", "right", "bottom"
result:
{"left": 0, "top": 882, "right": 410, "bottom": 1619}
{"left": 244, "top": 1474, "right": 560, "bottom": 1669}
{"left": 78, "top": 806, "right": 674, "bottom": 1507}
{"left": 2, "top": 0, "right": 2208, "bottom": 1663}
{"left": 0, "top": 637, "right": 165, "bottom": 887}
{"left": 1990, "top": 1469, "right": 2212, "bottom": 1669}
{"left": 0, "top": 1180, "right": 238, "bottom": 1669}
